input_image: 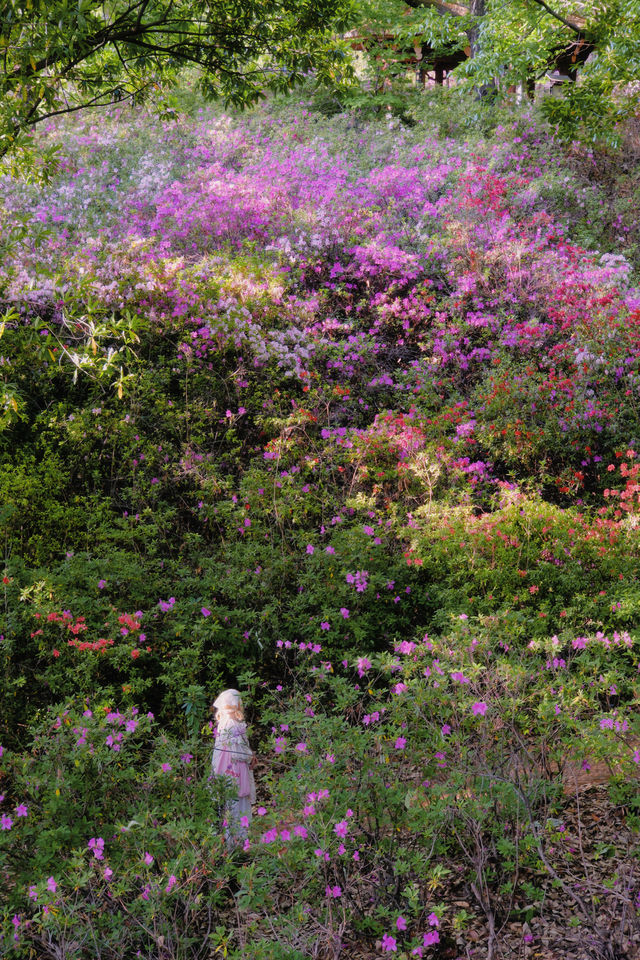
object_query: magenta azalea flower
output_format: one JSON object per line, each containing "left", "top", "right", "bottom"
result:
{"left": 88, "top": 837, "right": 104, "bottom": 860}
{"left": 356, "top": 656, "right": 371, "bottom": 677}
{"left": 165, "top": 875, "right": 177, "bottom": 893}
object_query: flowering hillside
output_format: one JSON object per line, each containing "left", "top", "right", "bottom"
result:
{"left": 0, "top": 95, "right": 639, "bottom": 959}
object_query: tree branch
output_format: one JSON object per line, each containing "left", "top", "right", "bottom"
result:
{"left": 402, "top": 0, "right": 470, "bottom": 14}
{"left": 402, "top": 0, "right": 584, "bottom": 33}
{"left": 21, "top": 79, "right": 158, "bottom": 126}
{"left": 527, "top": 0, "right": 583, "bottom": 35}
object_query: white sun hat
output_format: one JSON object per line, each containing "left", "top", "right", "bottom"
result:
{"left": 213, "top": 688, "right": 243, "bottom": 712}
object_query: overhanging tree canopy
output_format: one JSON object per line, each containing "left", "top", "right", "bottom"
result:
{"left": 354, "top": 0, "right": 640, "bottom": 142}
{"left": 0, "top": 0, "right": 354, "bottom": 158}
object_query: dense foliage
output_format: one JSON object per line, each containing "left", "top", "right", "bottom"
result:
{"left": 353, "top": 0, "right": 640, "bottom": 143}
{"left": 0, "top": 91, "right": 639, "bottom": 957}
{"left": 0, "top": 0, "right": 353, "bottom": 161}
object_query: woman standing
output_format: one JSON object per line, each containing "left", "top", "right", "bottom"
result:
{"left": 211, "top": 689, "right": 256, "bottom": 847}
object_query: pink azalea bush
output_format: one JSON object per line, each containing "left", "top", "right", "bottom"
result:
{"left": 1, "top": 90, "right": 640, "bottom": 956}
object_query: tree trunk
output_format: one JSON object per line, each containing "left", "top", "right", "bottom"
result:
{"left": 468, "top": 0, "right": 496, "bottom": 99}
{"left": 468, "top": 0, "right": 485, "bottom": 59}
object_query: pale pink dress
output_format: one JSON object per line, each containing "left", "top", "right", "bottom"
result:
{"left": 212, "top": 719, "right": 255, "bottom": 845}
{"left": 211, "top": 720, "right": 256, "bottom": 801}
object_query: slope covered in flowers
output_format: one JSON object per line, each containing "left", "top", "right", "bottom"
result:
{"left": 0, "top": 96, "right": 639, "bottom": 958}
